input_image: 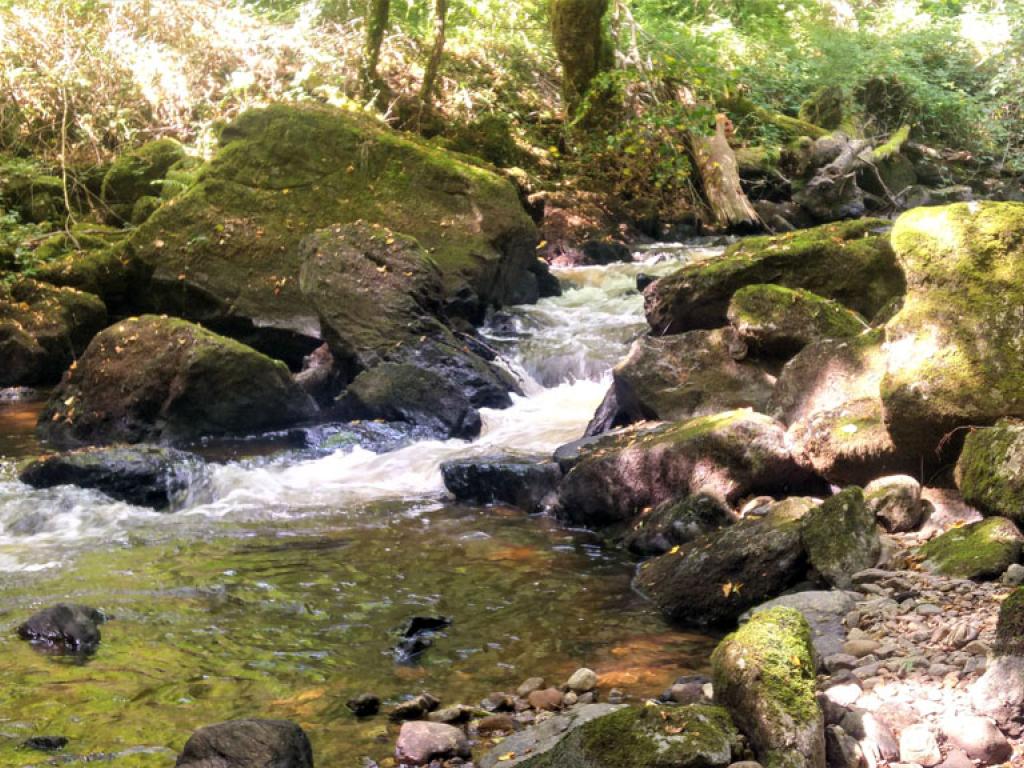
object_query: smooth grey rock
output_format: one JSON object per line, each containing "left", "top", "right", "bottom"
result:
{"left": 899, "top": 724, "right": 941, "bottom": 767}
{"left": 940, "top": 714, "right": 1012, "bottom": 764}
{"left": 478, "top": 704, "right": 625, "bottom": 768}
{"left": 395, "top": 721, "right": 470, "bottom": 764}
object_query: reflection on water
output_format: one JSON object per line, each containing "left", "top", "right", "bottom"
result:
{"left": 0, "top": 245, "right": 723, "bottom": 766}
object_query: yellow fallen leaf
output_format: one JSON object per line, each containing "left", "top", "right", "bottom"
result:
{"left": 498, "top": 752, "right": 516, "bottom": 761}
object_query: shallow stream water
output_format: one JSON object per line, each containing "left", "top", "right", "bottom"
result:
{"left": 0, "top": 243, "right": 723, "bottom": 766}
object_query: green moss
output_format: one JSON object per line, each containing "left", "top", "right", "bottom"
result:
{"left": 800, "top": 487, "right": 880, "bottom": 588}
{"left": 955, "top": 421, "right": 1024, "bottom": 523}
{"left": 798, "top": 85, "right": 846, "bottom": 130}
{"left": 101, "top": 138, "right": 186, "bottom": 223}
{"left": 996, "top": 586, "right": 1024, "bottom": 655}
{"left": 873, "top": 125, "right": 911, "bottom": 161}
{"left": 712, "top": 607, "right": 819, "bottom": 737}
{"left": 130, "top": 195, "right": 162, "bottom": 225}
{"left": 521, "top": 704, "right": 740, "bottom": 768}
{"left": 0, "top": 156, "right": 65, "bottom": 223}
{"left": 917, "top": 517, "right": 1023, "bottom": 580}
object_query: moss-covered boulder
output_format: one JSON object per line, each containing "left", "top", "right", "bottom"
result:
{"left": 955, "top": 420, "right": 1024, "bottom": 524}
{"left": 917, "top": 517, "right": 1023, "bottom": 581}
{"left": 0, "top": 278, "right": 107, "bottom": 386}
{"left": 727, "top": 284, "right": 866, "bottom": 359}
{"left": 994, "top": 586, "right": 1024, "bottom": 656}
{"left": 644, "top": 219, "right": 902, "bottom": 335}
{"left": 881, "top": 202, "right": 1024, "bottom": 459}
{"left": 19, "top": 444, "right": 203, "bottom": 510}
{"left": 0, "top": 156, "right": 65, "bottom": 223}
{"left": 634, "top": 500, "right": 815, "bottom": 626}
{"left": 555, "top": 410, "right": 825, "bottom": 529}
{"left": 620, "top": 493, "right": 735, "bottom": 556}
{"left": 798, "top": 85, "right": 847, "bottom": 131}
{"left": 123, "top": 105, "right": 552, "bottom": 364}
{"left": 712, "top": 607, "right": 825, "bottom": 768}
{"left": 800, "top": 487, "right": 881, "bottom": 589}
{"left": 512, "top": 704, "right": 742, "bottom": 768}
{"left": 100, "top": 138, "right": 185, "bottom": 223}
{"left": 38, "top": 315, "right": 316, "bottom": 446}
{"left": 770, "top": 330, "right": 912, "bottom": 485}
{"left": 586, "top": 328, "right": 775, "bottom": 435}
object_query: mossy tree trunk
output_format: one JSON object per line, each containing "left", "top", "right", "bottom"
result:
{"left": 419, "top": 0, "right": 449, "bottom": 106}
{"left": 690, "top": 114, "right": 760, "bottom": 232}
{"left": 361, "top": 0, "right": 391, "bottom": 102}
{"left": 549, "top": 0, "right": 612, "bottom": 115}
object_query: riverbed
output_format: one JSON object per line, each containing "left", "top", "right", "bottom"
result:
{"left": 0, "top": 244, "right": 723, "bottom": 766}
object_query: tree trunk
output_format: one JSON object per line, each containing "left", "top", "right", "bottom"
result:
{"left": 361, "top": 0, "right": 391, "bottom": 102}
{"left": 691, "top": 114, "right": 760, "bottom": 232}
{"left": 420, "top": 0, "right": 449, "bottom": 105}
{"left": 794, "top": 136, "right": 873, "bottom": 222}
{"left": 549, "top": 0, "right": 611, "bottom": 115}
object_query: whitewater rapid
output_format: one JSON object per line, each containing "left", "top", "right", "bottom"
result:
{"left": 0, "top": 243, "right": 724, "bottom": 571}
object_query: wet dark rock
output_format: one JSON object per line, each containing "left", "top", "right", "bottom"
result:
{"left": 175, "top": 719, "right": 313, "bottom": 768}
{"left": 17, "top": 604, "right": 106, "bottom": 655}
{"left": 441, "top": 456, "right": 561, "bottom": 512}
{"left": 636, "top": 273, "right": 656, "bottom": 292}
{"left": 481, "top": 692, "right": 516, "bottom": 712}
{"left": 800, "top": 487, "right": 881, "bottom": 589}
{"left": 38, "top": 315, "right": 317, "bottom": 447}
{"left": 390, "top": 693, "right": 442, "bottom": 722}
{"left": 22, "top": 736, "right": 68, "bottom": 752}
{"left": 347, "top": 693, "right": 382, "bottom": 717}
{"left": 19, "top": 445, "right": 204, "bottom": 510}
{"left": 620, "top": 493, "right": 735, "bottom": 556}
{"left": 394, "top": 617, "right": 452, "bottom": 664}
{"left": 635, "top": 498, "right": 816, "bottom": 626}
{"left": 336, "top": 362, "right": 482, "bottom": 440}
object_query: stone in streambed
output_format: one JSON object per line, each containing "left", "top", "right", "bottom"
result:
{"left": 620, "top": 493, "right": 734, "bottom": 556}
{"left": 38, "top": 316, "right": 316, "bottom": 447}
{"left": 917, "top": 517, "right": 1023, "bottom": 581}
{"left": 175, "top": 719, "right": 313, "bottom": 768}
{"left": 441, "top": 455, "right": 561, "bottom": 512}
{"left": 712, "top": 607, "right": 825, "bottom": 768}
{"left": 744, "top": 589, "right": 856, "bottom": 660}
{"left": 390, "top": 693, "right": 442, "bottom": 722}
{"left": 566, "top": 667, "right": 598, "bottom": 693}
{"left": 556, "top": 410, "right": 825, "bottom": 530}
{"left": 940, "top": 715, "right": 1012, "bottom": 764}
{"left": 636, "top": 499, "right": 816, "bottom": 626}
{"left": 347, "top": 693, "right": 382, "bottom": 717}
{"left": 19, "top": 445, "right": 204, "bottom": 510}
{"left": 528, "top": 687, "right": 564, "bottom": 711}
{"left": 17, "top": 604, "right": 106, "bottom": 655}
{"left": 585, "top": 328, "right": 775, "bottom": 435}
{"left": 864, "top": 475, "right": 923, "bottom": 533}
{"left": 898, "top": 724, "right": 941, "bottom": 767}
{"left": 800, "top": 487, "right": 881, "bottom": 589}
{"left": 22, "top": 736, "right": 68, "bottom": 752}
{"left": 395, "top": 720, "right": 470, "bottom": 765}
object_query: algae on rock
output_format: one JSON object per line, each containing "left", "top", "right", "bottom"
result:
{"left": 917, "top": 516, "right": 1024, "bottom": 581}
{"left": 955, "top": 420, "right": 1024, "bottom": 524}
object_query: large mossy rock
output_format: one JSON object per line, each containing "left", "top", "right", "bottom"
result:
{"left": 727, "top": 284, "right": 865, "bottom": 359}
{"left": 917, "top": 517, "right": 1023, "bottom": 581}
{"left": 800, "top": 487, "right": 880, "bottom": 589}
{"left": 634, "top": 499, "right": 816, "bottom": 626}
{"left": 100, "top": 138, "right": 186, "bottom": 224}
{"left": 38, "top": 315, "right": 316, "bottom": 446}
{"left": 0, "top": 156, "right": 65, "bottom": 223}
{"left": 770, "top": 330, "right": 912, "bottom": 485}
{"left": 620, "top": 493, "right": 735, "bottom": 556}
{"left": 555, "top": 410, "right": 825, "bottom": 529}
{"left": 712, "top": 607, "right": 825, "bottom": 768}
{"left": 512, "top": 704, "right": 741, "bottom": 768}
{"left": 586, "top": 328, "right": 775, "bottom": 435}
{"left": 0, "top": 278, "right": 107, "bottom": 386}
{"left": 955, "top": 420, "right": 1024, "bottom": 524}
{"left": 881, "top": 202, "right": 1024, "bottom": 458}
{"left": 644, "top": 219, "right": 902, "bottom": 335}
{"left": 19, "top": 445, "right": 203, "bottom": 510}
{"left": 124, "top": 104, "right": 551, "bottom": 364}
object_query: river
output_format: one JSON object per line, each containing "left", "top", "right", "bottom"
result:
{"left": 0, "top": 243, "right": 723, "bottom": 766}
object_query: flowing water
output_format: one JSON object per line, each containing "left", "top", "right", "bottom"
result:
{"left": 0, "top": 243, "right": 723, "bottom": 767}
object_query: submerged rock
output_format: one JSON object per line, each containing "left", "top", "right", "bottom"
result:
{"left": 800, "top": 487, "right": 881, "bottom": 589}
{"left": 393, "top": 616, "right": 452, "bottom": 664}
{"left": 38, "top": 316, "right": 317, "bottom": 446}
{"left": 955, "top": 419, "right": 1024, "bottom": 524}
{"left": 0, "top": 278, "right": 107, "bottom": 387}
{"left": 586, "top": 328, "right": 775, "bottom": 435}
{"left": 19, "top": 445, "right": 204, "bottom": 510}
{"left": 644, "top": 219, "right": 901, "bottom": 335}
{"left": 17, "top": 604, "right": 106, "bottom": 655}
{"left": 881, "top": 202, "right": 1024, "bottom": 459}
{"left": 441, "top": 456, "right": 561, "bottom": 512}
{"left": 175, "top": 719, "right": 313, "bottom": 768}
{"left": 557, "top": 410, "right": 824, "bottom": 529}
{"left": 727, "top": 284, "right": 866, "bottom": 359}
{"left": 917, "top": 517, "right": 1024, "bottom": 581}
{"left": 712, "top": 606, "right": 825, "bottom": 768}
{"left": 635, "top": 499, "right": 815, "bottom": 626}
